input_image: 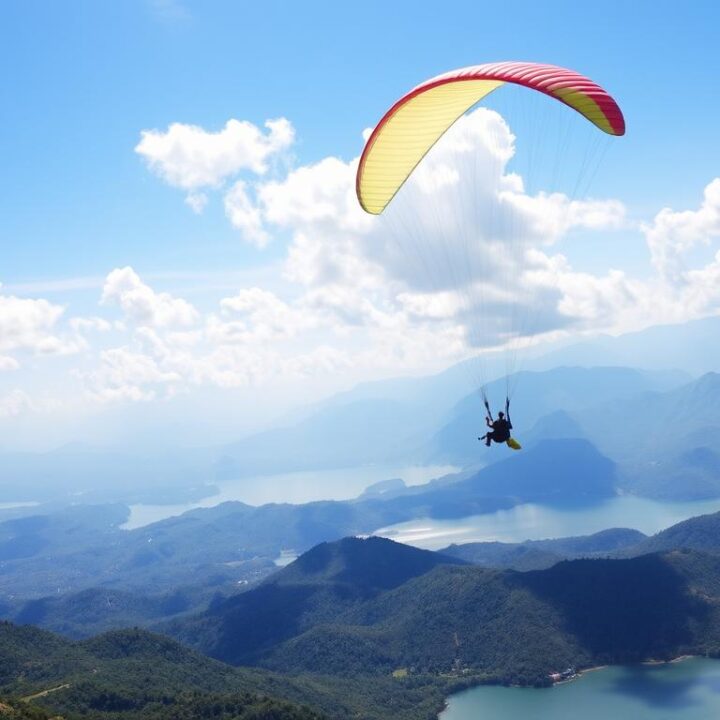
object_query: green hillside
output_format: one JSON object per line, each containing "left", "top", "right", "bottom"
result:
{"left": 168, "top": 537, "right": 720, "bottom": 685}
{"left": 0, "top": 622, "right": 462, "bottom": 720}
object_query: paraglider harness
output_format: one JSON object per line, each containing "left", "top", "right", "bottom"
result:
{"left": 480, "top": 394, "right": 512, "bottom": 447}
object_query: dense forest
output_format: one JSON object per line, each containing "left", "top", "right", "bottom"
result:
{"left": 0, "top": 622, "right": 468, "bottom": 720}
{"left": 167, "top": 538, "right": 720, "bottom": 684}
{"left": 6, "top": 513, "right": 720, "bottom": 719}
{"left": 6, "top": 543, "right": 720, "bottom": 718}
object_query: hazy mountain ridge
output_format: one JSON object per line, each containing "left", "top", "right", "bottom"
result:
{"left": 0, "top": 437, "right": 614, "bottom": 602}
{"left": 210, "top": 365, "right": 687, "bottom": 483}
{"left": 623, "top": 511, "right": 720, "bottom": 556}
{"left": 0, "top": 313, "right": 703, "bottom": 505}
{"left": 440, "top": 528, "right": 647, "bottom": 570}
{"left": 427, "top": 369, "right": 720, "bottom": 501}
{"left": 439, "top": 511, "right": 720, "bottom": 569}
{"left": 0, "top": 447, "right": 219, "bottom": 505}
{"left": 532, "top": 315, "right": 720, "bottom": 376}
{"left": 546, "top": 372, "right": 720, "bottom": 499}
{"left": 428, "top": 366, "right": 685, "bottom": 465}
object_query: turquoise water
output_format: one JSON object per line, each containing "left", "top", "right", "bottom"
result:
{"left": 375, "top": 495, "right": 720, "bottom": 549}
{"left": 441, "top": 658, "right": 720, "bottom": 720}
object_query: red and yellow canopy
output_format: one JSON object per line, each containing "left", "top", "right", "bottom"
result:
{"left": 356, "top": 61, "right": 625, "bottom": 215}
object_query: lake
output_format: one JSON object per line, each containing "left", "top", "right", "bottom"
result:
{"left": 0, "top": 501, "right": 39, "bottom": 510}
{"left": 122, "top": 463, "right": 458, "bottom": 529}
{"left": 441, "top": 658, "right": 720, "bottom": 720}
{"left": 375, "top": 494, "right": 720, "bottom": 549}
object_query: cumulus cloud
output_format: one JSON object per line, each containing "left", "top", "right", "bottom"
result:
{"left": 133, "top": 108, "right": 635, "bottom": 361}
{"left": 643, "top": 178, "right": 720, "bottom": 283}
{"left": 70, "top": 316, "right": 112, "bottom": 333}
{"left": 61, "top": 111, "right": 720, "bottom": 407}
{"left": 135, "top": 118, "right": 294, "bottom": 190}
{"left": 259, "top": 156, "right": 370, "bottom": 232}
{"left": 88, "top": 172, "right": 720, "bottom": 406}
{"left": 232, "top": 109, "right": 630, "bottom": 348}
{"left": 224, "top": 181, "right": 269, "bottom": 247}
{"left": 83, "top": 346, "right": 182, "bottom": 402}
{"left": 76, "top": 266, "right": 466, "bottom": 401}
{"left": 101, "top": 267, "right": 200, "bottom": 328}
{"left": 218, "top": 287, "right": 316, "bottom": 340}
{"left": 0, "top": 295, "right": 63, "bottom": 352}
{"left": 0, "top": 290, "right": 81, "bottom": 360}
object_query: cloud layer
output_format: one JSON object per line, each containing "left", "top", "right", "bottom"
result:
{"left": 4, "top": 111, "right": 720, "bottom": 417}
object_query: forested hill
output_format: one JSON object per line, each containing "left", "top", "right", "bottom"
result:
{"left": 165, "top": 537, "right": 466, "bottom": 667}
{"left": 8, "top": 535, "right": 720, "bottom": 720}
{"left": 622, "top": 510, "right": 720, "bottom": 556}
{"left": 0, "top": 623, "right": 325, "bottom": 719}
{"left": 0, "top": 621, "right": 466, "bottom": 720}
{"left": 167, "top": 536, "right": 720, "bottom": 685}
{"left": 270, "top": 535, "right": 467, "bottom": 589}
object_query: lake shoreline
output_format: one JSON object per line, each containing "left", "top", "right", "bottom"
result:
{"left": 440, "top": 656, "right": 720, "bottom": 719}
{"left": 640, "top": 654, "right": 695, "bottom": 666}
{"left": 565, "top": 654, "right": 696, "bottom": 685}
{"left": 439, "top": 658, "right": 689, "bottom": 718}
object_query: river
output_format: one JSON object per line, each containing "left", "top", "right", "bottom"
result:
{"left": 441, "top": 658, "right": 720, "bottom": 719}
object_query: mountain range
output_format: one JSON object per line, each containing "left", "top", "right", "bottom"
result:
{"left": 161, "top": 529, "right": 720, "bottom": 683}
{"left": 8, "top": 509, "right": 720, "bottom": 718}
{"left": 0, "top": 436, "right": 618, "bottom": 602}
{"left": 6, "top": 314, "right": 720, "bottom": 506}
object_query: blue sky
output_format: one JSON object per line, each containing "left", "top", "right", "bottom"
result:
{"left": 1, "top": 0, "right": 720, "bottom": 448}
{"left": 4, "top": 0, "right": 719, "bottom": 284}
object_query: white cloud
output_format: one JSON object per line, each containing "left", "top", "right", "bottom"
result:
{"left": 0, "top": 290, "right": 80, "bottom": 359}
{"left": 25, "top": 113, "right": 720, "bottom": 412}
{"left": 84, "top": 346, "right": 182, "bottom": 403}
{"left": 70, "top": 316, "right": 112, "bottom": 333}
{"left": 502, "top": 192, "right": 626, "bottom": 241}
{"left": 224, "top": 181, "right": 269, "bottom": 247}
{"left": 135, "top": 118, "right": 294, "bottom": 190}
{"left": 219, "top": 287, "right": 316, "bottom": 339}
{"left": 528, "top": 251, "right": 640, "bottom": 325}
{"left": 0, "top": 295, "right": 63, "bottom": 352}
{"left": 259, "top": 156, "right": 370, "bottom": 232}
{"left": 397, "top": 290, "right": 465, "bottom": 320}
{"left": 643, "top": 178, "right": 720, "bottom": 282}
{"left": 101, "top": 267, "right": 200, "bottom": 328}
{"left": 235, "top": 108, "right": 630, "bottom": 349}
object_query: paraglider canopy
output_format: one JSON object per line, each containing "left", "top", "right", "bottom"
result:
{"left": 354, "top": 60, "right": 625, "bottom": 430}
{"left": 356, "top": 61, "right": 625, "bottom": 215}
